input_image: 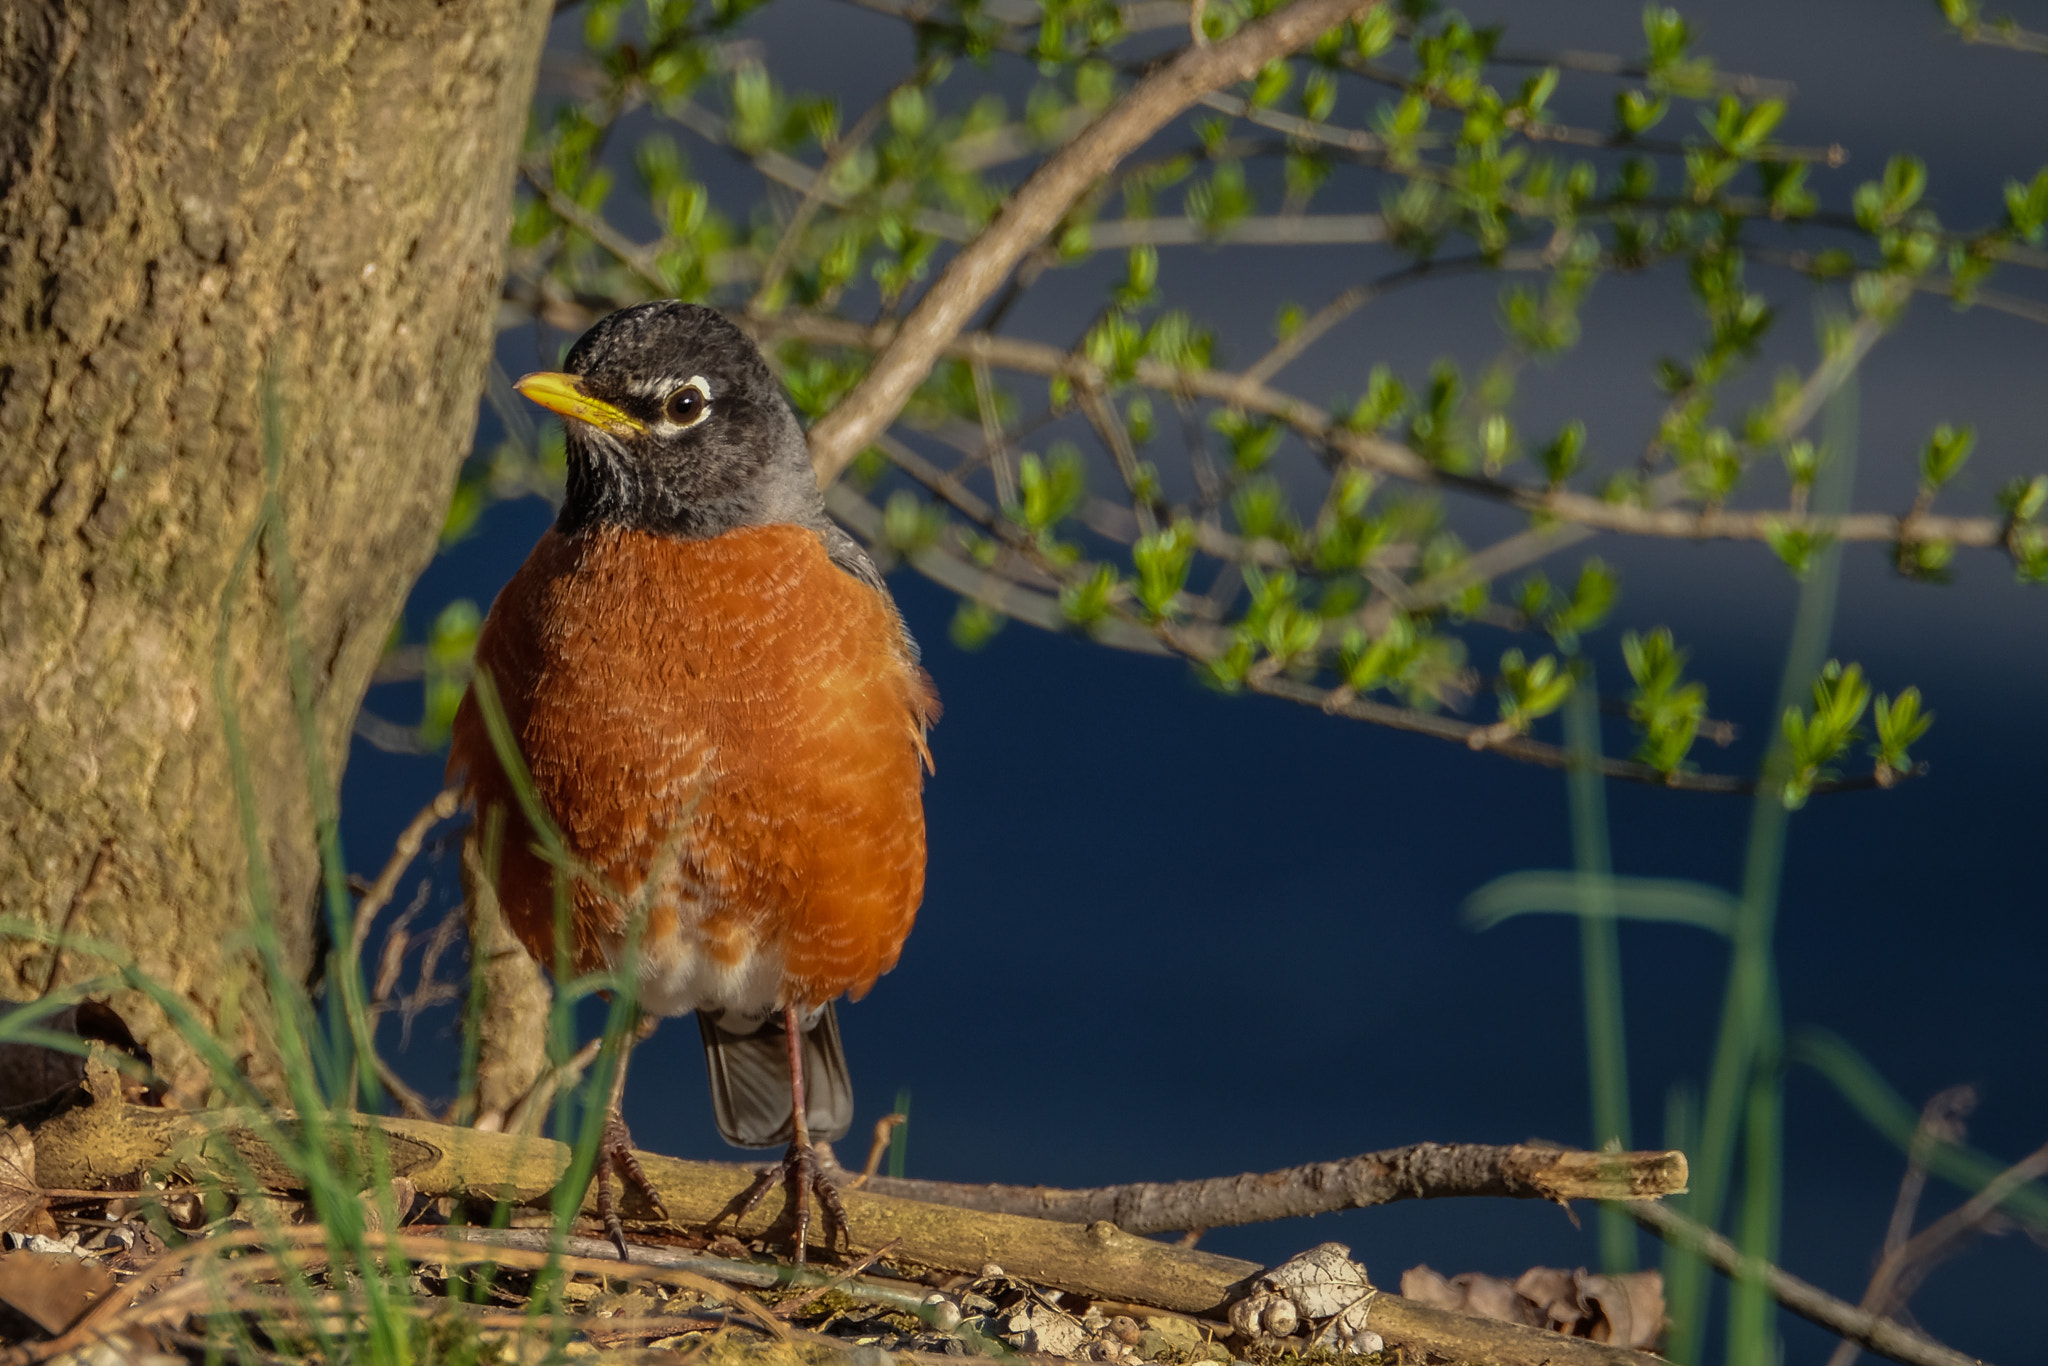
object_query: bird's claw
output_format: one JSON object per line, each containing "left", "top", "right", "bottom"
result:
{"left": 735, "top": 1138, "right": 849, "bottom": 1264}
{"left": 594, "top": 1110, "right": 670, "bottom": 1260}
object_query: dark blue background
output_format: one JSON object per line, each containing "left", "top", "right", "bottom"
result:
{"left": 344, "top": 2, "right": 2048, "bottom": 1361}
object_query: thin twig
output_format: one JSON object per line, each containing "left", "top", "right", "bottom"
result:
{"left": 349, "top": 789, "right": 461, "bottom": 964}
{"left": 1627, "top": 1201, "right": 1988, "bottom": 1366}
{"left": 774, "top": 1238, "right": 905, "bottom": 1317}
{"left": 1832, "top": 1125, "right": 2048, "bottom": 1366}
{"left": 851, "top": 1114, "right": 909, "bottom": 1190}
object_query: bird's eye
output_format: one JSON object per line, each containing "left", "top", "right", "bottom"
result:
{"left": 665, "top": 377, "right": 711, "bottom": 428}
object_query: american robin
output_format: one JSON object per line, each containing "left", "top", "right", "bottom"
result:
{"left": 447, "top": 301, "right": 938, "bottom": 1260}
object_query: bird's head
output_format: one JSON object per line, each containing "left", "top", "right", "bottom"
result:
{"left": 516, "top": 302, "right": 824, "bottom": 539}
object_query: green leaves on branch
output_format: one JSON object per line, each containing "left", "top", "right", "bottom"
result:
{"left": 1187, "top": 162, "right": 1254, "bottom": 236}
{"left": 1213, "top": 409, "right": 1283, "bottom": 473}
{"left": 1622, "top": 628, "right": 1708, "bottom": 775}
{"left": 1643, "top": 5, "right": 1716, "bottom": 98}
{"left": 1700, "top": 94, "right": 1784, "bottom": 157}
{"left": 2004, "top": 168, "right": 2048, "bottom": 243}
{"left": 1999, "top": 474, "right": 2048, "bottom": 580}
{"left": 1342, "top": 366, "right": 1409, "bottom": 434}
{"left": 1495, "top": 648, "right": 1573, "bottom": 732}
{"left": 1131, "top": 522, "right": 1197, "bottom": 618}
{"left": 1920, "top": 423, "right": 1975, "bottom": 492}
{"left": 883, "top": 490, "right": 945, "bottom": 555}
{"left": 1684, "top": 94, "right": 1782, "bottom": 199}
{"left": 1233, "top": 477, "right": 1297, "bottom": 544}
{"left": 1616, "top": 89, "right": 1668, "bottom": 137}
{"left": 1538, "top": 421, "right": 1586, "bottom": 487}
{"left": 1014, "top": 444, "right": 1086, "bottom": 537}
{"left": 949, "top": 600, "right": 1005, "bottom": 650}
{"left": 1853, "top": 155, "right": 1928, "bottom": 231}
{"left": 1551, "top": 560, "right": 1617, "bottom": 649}
{"left": 1339, "top": 614, "right": 1467, "bottom": 707}
{"left": 1777, "top": 659, "right": 1868, "bottom": 808}
{"left": 1059, "top": 563, "right": 1120, "bottom": 629}
{"left": 1871, "top": 687, "right": 1933, "bottom": 785}
{"left": 1780, "top": 662, "right": 1934, "bottom": 804}
{"left": 1764, "top": 519, "right": 1833, "bottom": 578}
{"left": 418, "top": 600, "right": 482, "bottom": 749}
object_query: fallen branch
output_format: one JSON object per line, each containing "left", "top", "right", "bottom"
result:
{"left": 835, "top": 1142, "right": 1688, "bottom": 1234}
{"left": 30, "top": 1071, "right": 1665, "bottom": 1366}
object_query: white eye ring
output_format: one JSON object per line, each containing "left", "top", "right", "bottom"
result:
{"left": 665, "top": 375, "right": 712, "bottom": 429}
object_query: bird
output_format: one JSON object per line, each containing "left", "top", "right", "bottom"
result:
{"left": 446, "top": 300, "right": 938, "bottom": 1261}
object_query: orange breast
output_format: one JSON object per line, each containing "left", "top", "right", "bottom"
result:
{"left": 447, "top": 523, "right": 937, "bottom": 1011}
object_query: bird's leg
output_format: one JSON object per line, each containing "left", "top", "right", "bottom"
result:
{"left": 592, "top": 1012, "right": 669, "bottom": 1259}
{"left": 734, "top": 1004, "right": 851, "bottom": 1263}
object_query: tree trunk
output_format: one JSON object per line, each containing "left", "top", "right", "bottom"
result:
{"left": 0, "top": 0, "right": 549, "bottom": 1100}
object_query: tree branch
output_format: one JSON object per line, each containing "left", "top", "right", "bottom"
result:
{"left": 834, "top": 1142, "right": 1686, "bottom": 1234}
{"left": 34, "top": 1079, "right": 1673, "bottom": 1366}
{"left": 757, "top": 313, "right": 2011, "bottom": 553}
{"left": 805, "top": 0, "right": 1384, "bottom": 483}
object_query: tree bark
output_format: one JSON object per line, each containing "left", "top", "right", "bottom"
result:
{"left": 0, "top": 0, "right": 550, "bottom": 1099}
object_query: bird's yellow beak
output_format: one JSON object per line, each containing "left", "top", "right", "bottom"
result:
{"left": 514, "top": 371, "right": 646, "bottom": 437}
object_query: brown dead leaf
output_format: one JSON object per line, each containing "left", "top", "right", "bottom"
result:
{"left": 1400, "top": 1265, "right": 1544, "bottom": 1328}
{"left": 1577, "top": 1269, "right": 1666, "bottom": 1348}
{"left": 0, "top": 1125, "right": 42, "bottom": 1235}
{"left": 0, "top": 1249, "right": 115, "bottom": 1335}
{"left": 1401, "top": 1264, "right": 1665, "bottom": 1350}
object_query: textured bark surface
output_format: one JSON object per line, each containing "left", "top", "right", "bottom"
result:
{"left": 847, "top": 1142, "right": 1691, "bottom": 1234}
{"left": 0, "top": 0, "right": 550, "bottom": 1099}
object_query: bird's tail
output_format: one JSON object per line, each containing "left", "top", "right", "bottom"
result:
{"left": 696, "top": 1003, "right": 853, "bottom": 1148}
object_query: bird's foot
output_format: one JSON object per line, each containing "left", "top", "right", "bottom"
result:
{"left": 735, "top": 1137, "right": 849, "bottom": 1264}
{"left": 594, "top": 1110, "right": 670, "bottom": 1260}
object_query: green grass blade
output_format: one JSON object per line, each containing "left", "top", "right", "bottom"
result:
{"left": 1563, "top": 666, "right": 1634, "bottom": 1272}
{"left": 1668, "top": 363, "right": 1859, "bottom": 1365}
{"left": 1464, "top": 872, "right": 1739, "bottom": 936}
{"left": 1790, "top": 1028, "right": 2048, "bottom": 1230}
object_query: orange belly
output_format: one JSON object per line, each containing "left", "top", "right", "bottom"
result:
{"left": 448, "top": 523, "right": 936, "bottom": 1015}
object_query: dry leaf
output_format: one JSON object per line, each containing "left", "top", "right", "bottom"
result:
{"left": 0, "top": 1248, "right": 115, "bottom": 1335}
{"left": 0, "top": 1125, "right": 42, "bottom": 1235}
{"left": 1574, "top": 1269, "right": 1665, "bottom": 1348}
{"left": 1006, "top": 1301, "right": 1088, "bottom": 1355}
{"left": 1401, "top": 1264, "right": 1665, "bottom": 1350}
{"left": 1401, "top": 1265, "right": 1545, "bottom": 1327}
{"left": 1243, "top": 1243, "right": 1383, "bottom": 1353}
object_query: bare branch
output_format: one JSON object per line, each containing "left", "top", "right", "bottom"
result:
{"left": 348, "top": 789, "right": 461, "bottom": 964}
{"left": 835, "top": 1142, "right": 1686, "bottom": 1234}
